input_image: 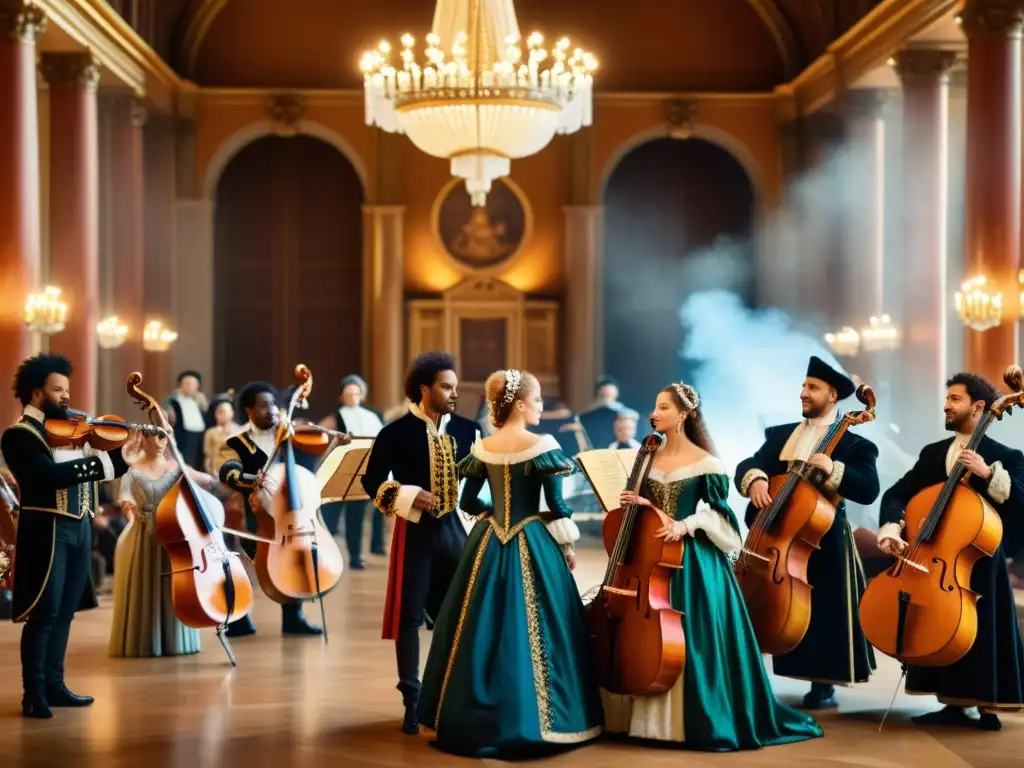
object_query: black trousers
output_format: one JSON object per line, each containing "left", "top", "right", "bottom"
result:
{"left": 396, "top": 513, "right": 467, "bottom": 707}
{"left": 322, "top": 501, "right": 385, "bottom": 559}
{"left": 21, "top": 514, "right": 92, "bottom": 697}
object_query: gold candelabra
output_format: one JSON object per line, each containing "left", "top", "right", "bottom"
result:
{"left": 25, "top": 286, "right": 67, "bottom": 334}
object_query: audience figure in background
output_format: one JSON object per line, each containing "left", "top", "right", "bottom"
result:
{"left": 110, "top": 426, "right": 226, "bottom": 658}
{"left": 164, "top": 371, "right": 208, "bottom": 469}
{"left": 579, "top": 376, "right": 627, "bottom": 449}
{"left": 203, "top": 394, "right": 239, "bottom": 475}
{"left": 319, "top": 375, "right": 386, "bottom": 565}
{"left": 610, "top": 409, "right": 641, "bottom": 449}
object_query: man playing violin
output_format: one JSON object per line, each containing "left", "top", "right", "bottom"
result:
{"left": 361, "top": 351, "right": 482, "bottom": 735}
{"left": 215, "top": 381, "right": 326, "bottom": 637}
{"left": 735, "top": 356, "right": 881, "bottom": 710}
{"left": 0, "top": 354, "right": 142, "bottom": 718}
{"left": 877, "top": 373, "right": 1024, "bottom": 731}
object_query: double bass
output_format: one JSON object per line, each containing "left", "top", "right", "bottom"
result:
{"left": 859, "top": 365, "right": 1024, "bottom": 667}
{"left": 585, "top": 425, "right": 684, "bottom": 695}
{"left": 128, "top": 373, "right": 253, "bottom": 665}
{"left": 735, "top": 384, "right": 876, "bottom": 656}
{"left": 223, "top": 364, "right": 345, "bottom": 640}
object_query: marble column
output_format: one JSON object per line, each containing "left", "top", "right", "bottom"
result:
{"left": 0, "top": 2, "right": 45, "bottom": 424}
{"left": 563, "top": 205, "right": 603, "bottom": 411}
{"left": 895, "top": 50, "right": 956, "bottom": 436}
{"left": 961, "top": 0, "right": 1024, "bottom": 388}
{"left": 41, "top": 52, "right": 101, "bottom": 414}
{"left": 363, "top": 205, "right": 404, "bottom": 411}
{"left": 108, "top": 97, "right": 146, "bottom": 412}
{"left": 143, "top": 117, "right": 177, "bottom": 400}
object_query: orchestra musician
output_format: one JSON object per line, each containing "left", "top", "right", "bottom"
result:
{"left": 601, "top": 383, "right": 822, "bottom": 750}
{"left": 214, "top": 381, "right": 325, "bottom": 637}
{"left": 735, "top": 356, "right": 881, "bottom": 709}
{"left": 0, "top": 354, "right": 141, "bottom": 718}
{"left": 361, "top": 351, "right": 481, "bottom": 735}
{"left": 877, "top": 373, "right": 1024, "bottom": 731}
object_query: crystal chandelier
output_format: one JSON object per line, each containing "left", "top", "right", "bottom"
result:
{"left": 25, "top": 286, "right": 67, "bottom": 334}
{"left": 142, "top": 320, "right": 177, "bottom": 352}
{"left": 360, "top": 0, "right": 597, "bottom": 205}
{"left": 955, "top": 275, "right": 1002, "bottom": 331}
{"left": 96, "top": 315, "right": 129, "bottom": 349}
{"left": 824, "top": 327, "right": 860, "bottom": 357}
{"left": 860, "top": 314, "right": 899, "bottom": 352}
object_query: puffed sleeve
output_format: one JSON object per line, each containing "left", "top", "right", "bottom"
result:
{"left": 457, "top": 454, "right": 492, "bottom": 518}
{"left": 534, "top": 449, "right": 580, "bottom": 549}
{"left": 687, "top": 473, "right": 742, "bottom": 555}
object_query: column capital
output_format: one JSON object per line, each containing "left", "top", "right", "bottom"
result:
{"left": 130, "top": 99, "right": 148, "bottom": 128}
{"left": 841, "top": 88, "right": 889, "bottom": 121}
{"left": 0, "top": 1, "right": 45, "bottom": 43}
{"left": 894, "top": 49, "right": 958, "bottom": 86}
{"left": 959, "top": 0, "right": 1024, "bottom": 37}
{"left": 40, "top": 51, "right": 101, "bottom": 91}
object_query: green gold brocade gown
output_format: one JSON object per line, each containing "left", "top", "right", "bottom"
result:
{"left": 601, "top": 456, "right": 823, "bottom": 751}
{"left": 418, "top": 434, "right": 603, "bottom": 757}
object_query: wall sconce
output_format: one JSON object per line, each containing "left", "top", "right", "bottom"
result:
{"left": 96, "top": 315, "right": 129, "bottom": 349}
{"left": 25, "top": 286, "right": 67, "bottom": 334}
{"left": 824, "top": 327, "right": 860, "bottom": 357}
{"left": 142, "top": 320, "right": 177, "bottom": 352}
{"left": 954, "top": 275, "right": 1002, "bottom": 331}
{"left": 860, "top": 314, "right": 899, "bottom": 352}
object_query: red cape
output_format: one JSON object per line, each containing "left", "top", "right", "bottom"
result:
{"left": 381, "top": 517, "right": 407, "bottom": 640}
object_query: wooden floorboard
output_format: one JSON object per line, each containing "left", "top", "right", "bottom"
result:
{"left": 1, "top": 547, "right": 1020, "bottom": 767}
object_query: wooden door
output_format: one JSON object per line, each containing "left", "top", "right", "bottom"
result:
{"left": 214, "top": 135, "right": 363, "bottom": 417}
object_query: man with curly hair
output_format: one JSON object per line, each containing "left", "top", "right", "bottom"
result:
{"left": 362, "top": 351, "right": 482, "bottom": 734}
{"left": 1, "top": 354, "right": 140, "bottom": 718}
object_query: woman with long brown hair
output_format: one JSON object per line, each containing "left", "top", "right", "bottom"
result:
{"left": 601, "top": 382, "right": 822, "bottom": 751}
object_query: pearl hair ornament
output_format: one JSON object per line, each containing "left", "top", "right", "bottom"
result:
{"left": 672, "top": 381, "right": 700, "bottom": 411}
{"left": 489, "top": 368, "right": 524, "bottom": 423}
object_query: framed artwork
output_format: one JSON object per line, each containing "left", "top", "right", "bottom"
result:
{"left": 431, "top": 177, "right": 532, "bottom": 273}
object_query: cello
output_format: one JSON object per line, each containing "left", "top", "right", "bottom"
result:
{"left": 859, "top": 365, "right": 1024, "bottom": 667}
{"left": 735, "top": 384, "right": 876, "bottom": 656}
{"left": 585, "top": 425, "right": 685, "bottom": 695}
{"left": 128, "top": 373, "right": 253, "bottom": 666}
{"left": 222, "top": 364, "right": 345, "bottom": 641}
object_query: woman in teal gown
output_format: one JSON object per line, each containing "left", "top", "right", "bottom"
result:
{"left": 418, "top": 369, "right": 603, "bottom": 757}
{"left": 602, "top": 382, "right": 823, "bottom": 751}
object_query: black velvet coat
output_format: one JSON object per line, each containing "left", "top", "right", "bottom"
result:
{"left": 735, "top": 423, "right": 881, "bottom": 684}
{"left": 879, "top": 436, "right": 1024, "bottom": 709}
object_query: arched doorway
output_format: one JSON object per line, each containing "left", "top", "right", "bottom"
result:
{"left": 213, "top": 134, "right": 364, "bottom": 416}
{"left": 603, "top": 137, "right": 755, "bottom": 411}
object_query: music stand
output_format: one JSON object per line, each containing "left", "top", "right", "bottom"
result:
{"left": 317, "top": 438, "right": 375, "bottom": 502}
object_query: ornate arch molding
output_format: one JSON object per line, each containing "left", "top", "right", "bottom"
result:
{"left": 744, "top": 0, "right": 800, "bottom": 80}
{"left": 175, "top": 0, "right": 232, "bottom": 77}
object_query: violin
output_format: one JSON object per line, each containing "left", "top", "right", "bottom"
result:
{"left": 127, "top": 373, "right": 253, "bottom": 666}
{"left": 45, "top": 408, "right": 166, "bottom": 450}
{"left": 859, "top": 365, "right": 1024, "bottom": 667}
{"left": 0, "top": 469, "right": 17, "bottom": 583}
{"left": 225, "top": 364, "right": 344, "bottom": 640}
{"left": 735, "top": 384, "right": 876, "bottom": 656}
{"left": 290, "top": 423, "right": 349, "bottom": 455}
{"left": 585, "top": 424, "right": 685, "bottom": 695}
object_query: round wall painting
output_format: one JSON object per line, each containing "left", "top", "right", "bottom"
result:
{"left": 433, "top": 177, "right": 530, "bottom": 272}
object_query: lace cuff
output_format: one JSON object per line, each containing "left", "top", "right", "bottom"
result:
{"left": 739, "top": 469, "right": 768, "bottom": 497}
{"left": 987, "top": 461, "right": 1011, "bottom": 504}
{"left": 688, "top": 501, "right": 742, "bottom": 554}
{"left": 546, "top": 518, "right": 580, "bottom": 548}
{"left": 823, "top": 460, "right": 845, "bottom": 494}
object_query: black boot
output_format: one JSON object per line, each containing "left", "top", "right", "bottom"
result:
{"left": 282, "top": 603, "right": 322, "bottom": 636}
{"left": 912, "top": 706, "right": 973, "bottom": 726}
{"left": 45, "top": 683, "right": 93, "bottom": 707}
{"left": 979, "top": 712, "right": 1002, "bottom": 731}
{"left": 403, "top": 703, "right": 419, "bottom": 735}
{"left": 801, "top": 682, "right": 837, "bottom": 709}
{"left": 226, "top": 614, "right": 256, "bottom": 638}
{"left": 21, "top": 693, "right": 52, "bottom": 719}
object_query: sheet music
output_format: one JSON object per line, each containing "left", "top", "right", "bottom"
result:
{"left": 317, "top": 438, "right": 375, "bottom": 502}
{"left": 574, "top": 448, "right": 638, "bottom": 513}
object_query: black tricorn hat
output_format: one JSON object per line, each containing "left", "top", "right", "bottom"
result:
{"left": 806, "top": 356, "right": 856, "bottom": 401}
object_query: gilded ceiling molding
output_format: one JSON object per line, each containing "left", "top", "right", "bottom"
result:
{"left": 178, "top": 0, "right": 232, "bottom": 77}
{"left": 744, "top": 0, "right": 800, "bottom": 79}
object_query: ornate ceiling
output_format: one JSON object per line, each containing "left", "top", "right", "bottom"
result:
{"left": 139, "top": 0, "right": 883, "bottom": 91}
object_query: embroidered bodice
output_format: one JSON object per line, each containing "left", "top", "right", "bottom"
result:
{"left": 459, "top": 434, "right": 575, "bottom": 545}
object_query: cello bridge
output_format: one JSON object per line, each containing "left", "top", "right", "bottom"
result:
{"left": 741, "top": 548, "right": 770, "bottom": 563}
{"left": 603, "top": 586, "right": 638, "bottom": 597}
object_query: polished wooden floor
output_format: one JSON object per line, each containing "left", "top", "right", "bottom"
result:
{"left": 1, "top": 547, "right": 1020, "bottom": 767}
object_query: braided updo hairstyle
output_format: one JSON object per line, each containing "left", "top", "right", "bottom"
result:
{"left": 484, "top": 369, "right": 539, "bottom": 429}
{"left": 659, "top": 382, "right": 719, "bottom": 456}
